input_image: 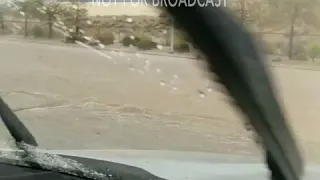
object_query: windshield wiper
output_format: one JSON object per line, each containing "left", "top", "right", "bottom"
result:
{"left": 160, "top": 2, "right": 304, "bottom": 180}
{"left": 0, "top": 96, "right": 111, "bottom": 180}
{"left": 0, "top": 98, "right": 38, "bottom": 146}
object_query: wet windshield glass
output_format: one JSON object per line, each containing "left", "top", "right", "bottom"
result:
{"left": 0, "top": 0, "right": 318, "bottom": 168}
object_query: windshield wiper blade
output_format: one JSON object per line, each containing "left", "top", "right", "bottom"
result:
{"left": 0, "top": 96, "right": 111, "bottom": 180}
{"left": 161, "top": 3, "right": 304, "bottom": 180}
{"left": 0, "top": 97, "right": 38, "bottom": 146}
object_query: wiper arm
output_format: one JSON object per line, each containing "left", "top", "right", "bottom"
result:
{"left": 0, "top": 96, "right": 111, "bottom": 180}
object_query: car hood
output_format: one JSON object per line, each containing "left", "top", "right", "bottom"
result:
{"left": 39, "top": 149, "right": 318, "bottom": 180}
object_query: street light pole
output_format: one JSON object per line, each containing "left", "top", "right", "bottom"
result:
{"left": 75, "top": 0, "right": 80, "bottom": 36}
{"left": 170, "top": 17, "right": 174, "bottom": 53}
{"left": 23, "top": 4, "right": 28, "bottom": 37}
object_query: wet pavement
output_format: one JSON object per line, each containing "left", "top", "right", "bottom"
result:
{"left": 1, "top": 39, "right": 320, "bottom": 163}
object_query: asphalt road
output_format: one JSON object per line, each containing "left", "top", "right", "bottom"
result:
{"left": 1, "top": 39, "right": 320, "bottom": 163}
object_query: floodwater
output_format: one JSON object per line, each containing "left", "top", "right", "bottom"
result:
{"left": 1, "top": 39, "right": 320, "bottom": 163}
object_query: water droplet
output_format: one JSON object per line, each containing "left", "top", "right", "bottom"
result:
{"left": 198, "top": 90, "right": 205, "bottom": 98}
{"left": 138, "top": 70, "right": 145, "bottom": 75}
{"left": 39, "top": 9, "right": 46, "bottom": 14}
{"left": 160, "top": 81, "right": 166, "bottom": 86}
{"left": 172, "top": 87, "right": 178, "bottom": 91}
{"left": 129, "top": 35, "right": 135, "bottom": 40}
{"left": 98, "top": 43, "right": 105, "bottom": 48}
{"left": 59, "top": 21, "right": 65, "bottom": 25}
{"left": 144, "top": 60, "right": 150, "bottom": 70}
{"left": 6, "top": 2, "right": 12, "bottom": 7}
{"left": 173, "top": 74, "right": 179, "bottom": 79}
{"left": 129, "top": 65, "right": 135, "bottom": 71}
{"left": 86, "top": 20, "right": 92, "bottom": 25}
{"left": 156, "top": 44, "right": 163, "bottom": 49}
{"left": 19, "top": 11, "right": 25, "bottom": 16}
{"left": 156, "top": 68, "right": 161, "bottom": 73}
{"left": 83, "top": 36, "right": 91, "bottom": 41}
{"left": 207, "top": 88, "right": 212, "bottom": 92}
{"left": 126, "top": 17, "right": 133, "bottom": 23}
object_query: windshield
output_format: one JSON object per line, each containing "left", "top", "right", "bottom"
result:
{"left": 0, "top": 0, "right": 318, "bottom": 173}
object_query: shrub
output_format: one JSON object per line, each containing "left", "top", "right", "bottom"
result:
{"left": 309, "top": 45, "right": 320, "bottom": 62}
{"left": 32, "top": 25, "right": 45, "bottom": 38}
{"left": 95, "top": 30, "right": 115, "bottom": 45}
{"left": 63, "top": 36, "right": 74, "bottom": 44}
{"left": 136, "top": 36, "right": 157, "bottom": 50}
{"left": 122, "top": 34, "right": 140, "bottom": 47}
{"left": 262, "top": 41, "right": 275, "bottom": 54}
{"left": 87, "top": 40, "right": 99, "bottom": 46}
{"left": 176, "top": 30, "right": 191, "bottom": 43}
{"left": 271, "top": 57, "right": 283, "bottom": 62}
{"left": 52, "top": 30, "right": 65, "bottom": 39}
{"left": 291, "top": 41, "right": 308, "bottom": 60}
{"left": 174, "top": 38, "right": 190, "bottom": 52}
{"left": 0, "top": 24, "right": 13, "bottom": 35}
{"left": 282, "top": 38, "right": 308, "bottom": 60}
{"left": 260, "top": 40, "right": 281, "bottom": 55}
{"left": 63, "top": 32, "right": 88, "bottom": 44}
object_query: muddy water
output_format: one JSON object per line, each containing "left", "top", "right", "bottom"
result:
{"left": 0, "top": 40, "right": 320, "bottom": 163}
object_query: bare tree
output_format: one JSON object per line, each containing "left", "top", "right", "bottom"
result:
{"left": 60, "top": 1, "right": 88, "bottom": 37}
{"left": 268, "top": 0, "right": 319, "bottom": 59}
{"left": 238, "top": 0, "right": 248, "bottom": 25}
{"left": 13, "top": 0, "right": 33, "bottom": 37}
{"left": 32, "top": 0, "right": 63, "bottom": 39}
{"left": 229, "top": 0, "right": 250, "bottom": 26}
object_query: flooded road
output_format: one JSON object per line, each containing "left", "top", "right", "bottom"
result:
{"left": 0, "top": 39, "right": 320, "bottom": 162}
